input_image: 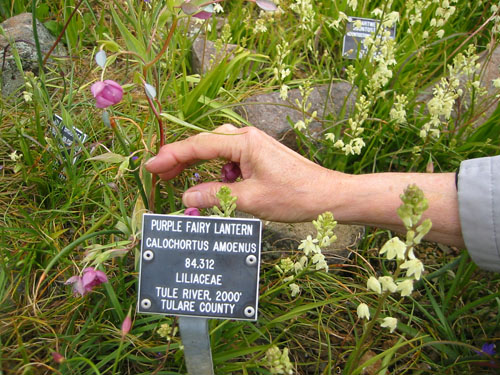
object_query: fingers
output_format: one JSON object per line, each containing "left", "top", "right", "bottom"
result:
{"left": 145, "top": 124, "right": 248, "bottom": 177}
{"left": 182, "top": 180, "right": 257, "bottom": 211}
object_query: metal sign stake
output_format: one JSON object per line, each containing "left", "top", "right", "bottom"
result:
{"left": 178, "top": 316, "right": 214, "bottom": 375}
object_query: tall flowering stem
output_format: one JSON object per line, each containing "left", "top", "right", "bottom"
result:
{"left": 142, "top": 17, "right": 179, "bottom": 151}
{"left": 345, "top": 185, "right": 432, "bottom": 374}
{"left": 109, "top": 116, "right": 149, "bottom": 210}
{"left": 140, "top": 17, "right": 179, "bottom": 210}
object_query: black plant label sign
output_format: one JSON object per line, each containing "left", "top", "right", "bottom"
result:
{"left": 342, "top": 16, "right": 396, "bottom": 59}
{"left": 138, "top": 214, "right": 262, "bottom": 321}
{"left": 51, "top": 114, "right": 88, "bottom": 165}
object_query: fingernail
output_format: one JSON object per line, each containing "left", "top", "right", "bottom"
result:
{"left": 183, "top": 191, "right": 203, "bottom": 207}
{"left": 145, "top": 156, "right": 156, "bottom": 166}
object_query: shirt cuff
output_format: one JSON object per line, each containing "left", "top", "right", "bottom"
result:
{"left": 457, "top": 156, "right": 500, "bottom": 272}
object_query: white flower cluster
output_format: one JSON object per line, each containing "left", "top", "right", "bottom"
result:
{"left": 364, "top": 31, "right": 397, "bottom": 94}
{"left": 390, "top": 94, "right": 408, "bottom": 124}
{"left": 429, "top": 0, "right": 458, "bottom": 39}
{"left": 405, "top": 0, "right": 425, "bottom": 27}
{"left": 157, "top": 322, "right": 177, "bottom": 341}
{"left": 492, "top": 3, "right": 500, "bottom": 35}
{"left": 265, "top": 345, "right": 294, "bottom": 375}
{"left": 421, "top": 44, "right": 481, "bottom": 138}
{"left": 347, "top": 0, "right": 358, "bottom": 11}
{"left": 254, "top": 18, "right": 268, "bottom": 33}
{"left": 273, "top": 41, "right": 292, "bottom": 99}
{"left": 293, "top": 82, "right": 317, "bottom": 130}
{"left": 356, "top": 185, "right": 431, "bottom": 335}
{"left": 290, "top": 0, "right": 316, "bottom": 32}
{"left": 278, "top": 212, "right": 337, "bottom": 297}
{"left": 328, "top": 11, "right": 348, "bottom": 30}
{"left": 330, "top": 95, "right": 369, "bottom": 155}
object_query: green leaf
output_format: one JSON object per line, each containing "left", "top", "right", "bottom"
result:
{"left": 110, "top": 7, "right": 147, "bottom": 59}
{"left": 87, "top": 152, "right": 126, "bottom": 163}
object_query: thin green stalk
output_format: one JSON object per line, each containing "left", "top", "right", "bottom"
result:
{"left": 109, "top": 117, "right": 150, "bottom": 210}
{"left": 111, "top": 339, "right": 125, "bottom": 375}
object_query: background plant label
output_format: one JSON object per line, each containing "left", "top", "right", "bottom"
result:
{"left": 138, "top": 214, "right": 262, "bottom": 320}
{"left": 51, "top": 114, "right": 88, "bottom": 164}
{"left": 342, "top": 16, "right": 396, "bottom": 59}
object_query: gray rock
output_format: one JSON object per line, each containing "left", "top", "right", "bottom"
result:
{"left": 261, "top": 221, "right": 364, "bottom": 264}
{"left": 191, "top": 37, "right": 240, "bottom": 75}
{"left": 0, "top": 13, "right": 67, "bottom": 97}
{"left": 416, "top": 45, "right": 500, "bottom": 127}
{"left": 179, "top": 16, "right": 226, "bottom": 38}
{"left": 235, "top": 82, "right": 357, "bottom": 150}
{"left": 476, "top": 45, "right": 500, "bottom": 125}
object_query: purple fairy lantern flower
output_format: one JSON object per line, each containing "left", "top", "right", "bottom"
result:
{"left": 82, "top": 267, "right": 108, "bottom": 292}
{"left": 193, "top": 10, "right": 213, "bottom": 19}
{"left": 91, "top": 80, "right": 123, "bottom": 108}
{"left": 65, "top": 267, "right": 108, "bottom": 297}
{"left": 221, "top": 162, "right": 241, "bottom": 183}
{"left": 184, "top": 207, "right": 201, "bottom": 216}
{"left": 65, "top": 275, "right": 85, "bottom": 296}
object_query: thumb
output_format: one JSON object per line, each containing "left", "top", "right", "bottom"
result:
{"left": 183, "top": 182, "right": 237, "bottom": 209}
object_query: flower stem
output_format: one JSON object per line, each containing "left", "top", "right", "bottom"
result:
{"left": 111, "top": 339, "right": 125, "bottom": 375}
{"left": 110, "top": 117, "right": 150, "bottom": 210}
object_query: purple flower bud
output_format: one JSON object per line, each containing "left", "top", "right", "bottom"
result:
{"left": 91, "top": 80, "right": 123, "bottom": 108}
{"left": 121, "top": 314, "right": 132, "bottom": 337}
{"left": 52, "top": 351, "right": 65, "bottom": 364}
{"left": 184, "top": 207, "right": 201, "bottom": 216}
{"left": 221, "top": 162, "right": 241, "bottom": 183}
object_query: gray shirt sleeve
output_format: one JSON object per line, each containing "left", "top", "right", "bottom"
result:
{"left": 457, "top": 155, "right": 500, "bottom": 272}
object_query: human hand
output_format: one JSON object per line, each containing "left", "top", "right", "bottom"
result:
{"left": 145, "top": 124, "right": 341, "bottom": 222}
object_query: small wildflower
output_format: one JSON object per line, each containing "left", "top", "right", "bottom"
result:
{"left": 157, "top": 322, "right": 177, "bottom": 340}
{"left": 400, "top": 259, "right": 425, "bottom": 280}
{"left": 279, "top": 258, "right": 294, "bottom": 273}
{"left": 294, "top": 120, "right": 306, "bottom": 131}
{"left": 396, "top": 279, "right": 414, "bottom": 297}
{"left": 9, "top": 150, "right": 22, "bottom": 162}
{"left": 184, "top": 207, "right": 201, "bottom": 216}
{"left": 357, "top": 303, "right": 370, "bottom": 320}
{"left": 221, "top": 162, "right": 241, "bottom": 183}
{"left": 265, "top": 345, "right": 294, "bottom": 375}
{"left": 52, "top": 352, "right": 65, "bottom": 364}
{"left": 121, "top": 313, "right": 132, "bottom": 338}
{"left": 325, "top": 133, "right": 335, "bottom": 142}
{"left": 91, "top": 80, "right": 123, "bottom": 108}
{"left": 289, "top": 283, "right": 300, "bottom": 297}
{"left": 279, "top": 84, "right": 289, "bottom": 100}
{"left": 379, "top": 237, "right": 406, "bottom": 260}
{"left": 298, "top": 235, "right": 320, "bottom": 256}
{"left": 367, "top": 276, "right": 382, "bottom": 294}
{"left": 476, "top": 343, "right": 496, "bottom": 356}
{"left": 380, "top": 317, "right": 398, "bottom": 333}
{"left": 378, "top": 276, "right": 397, "bottom": 293}
{"left": 65, "top": 267, "right": 108, "bottom": 297}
